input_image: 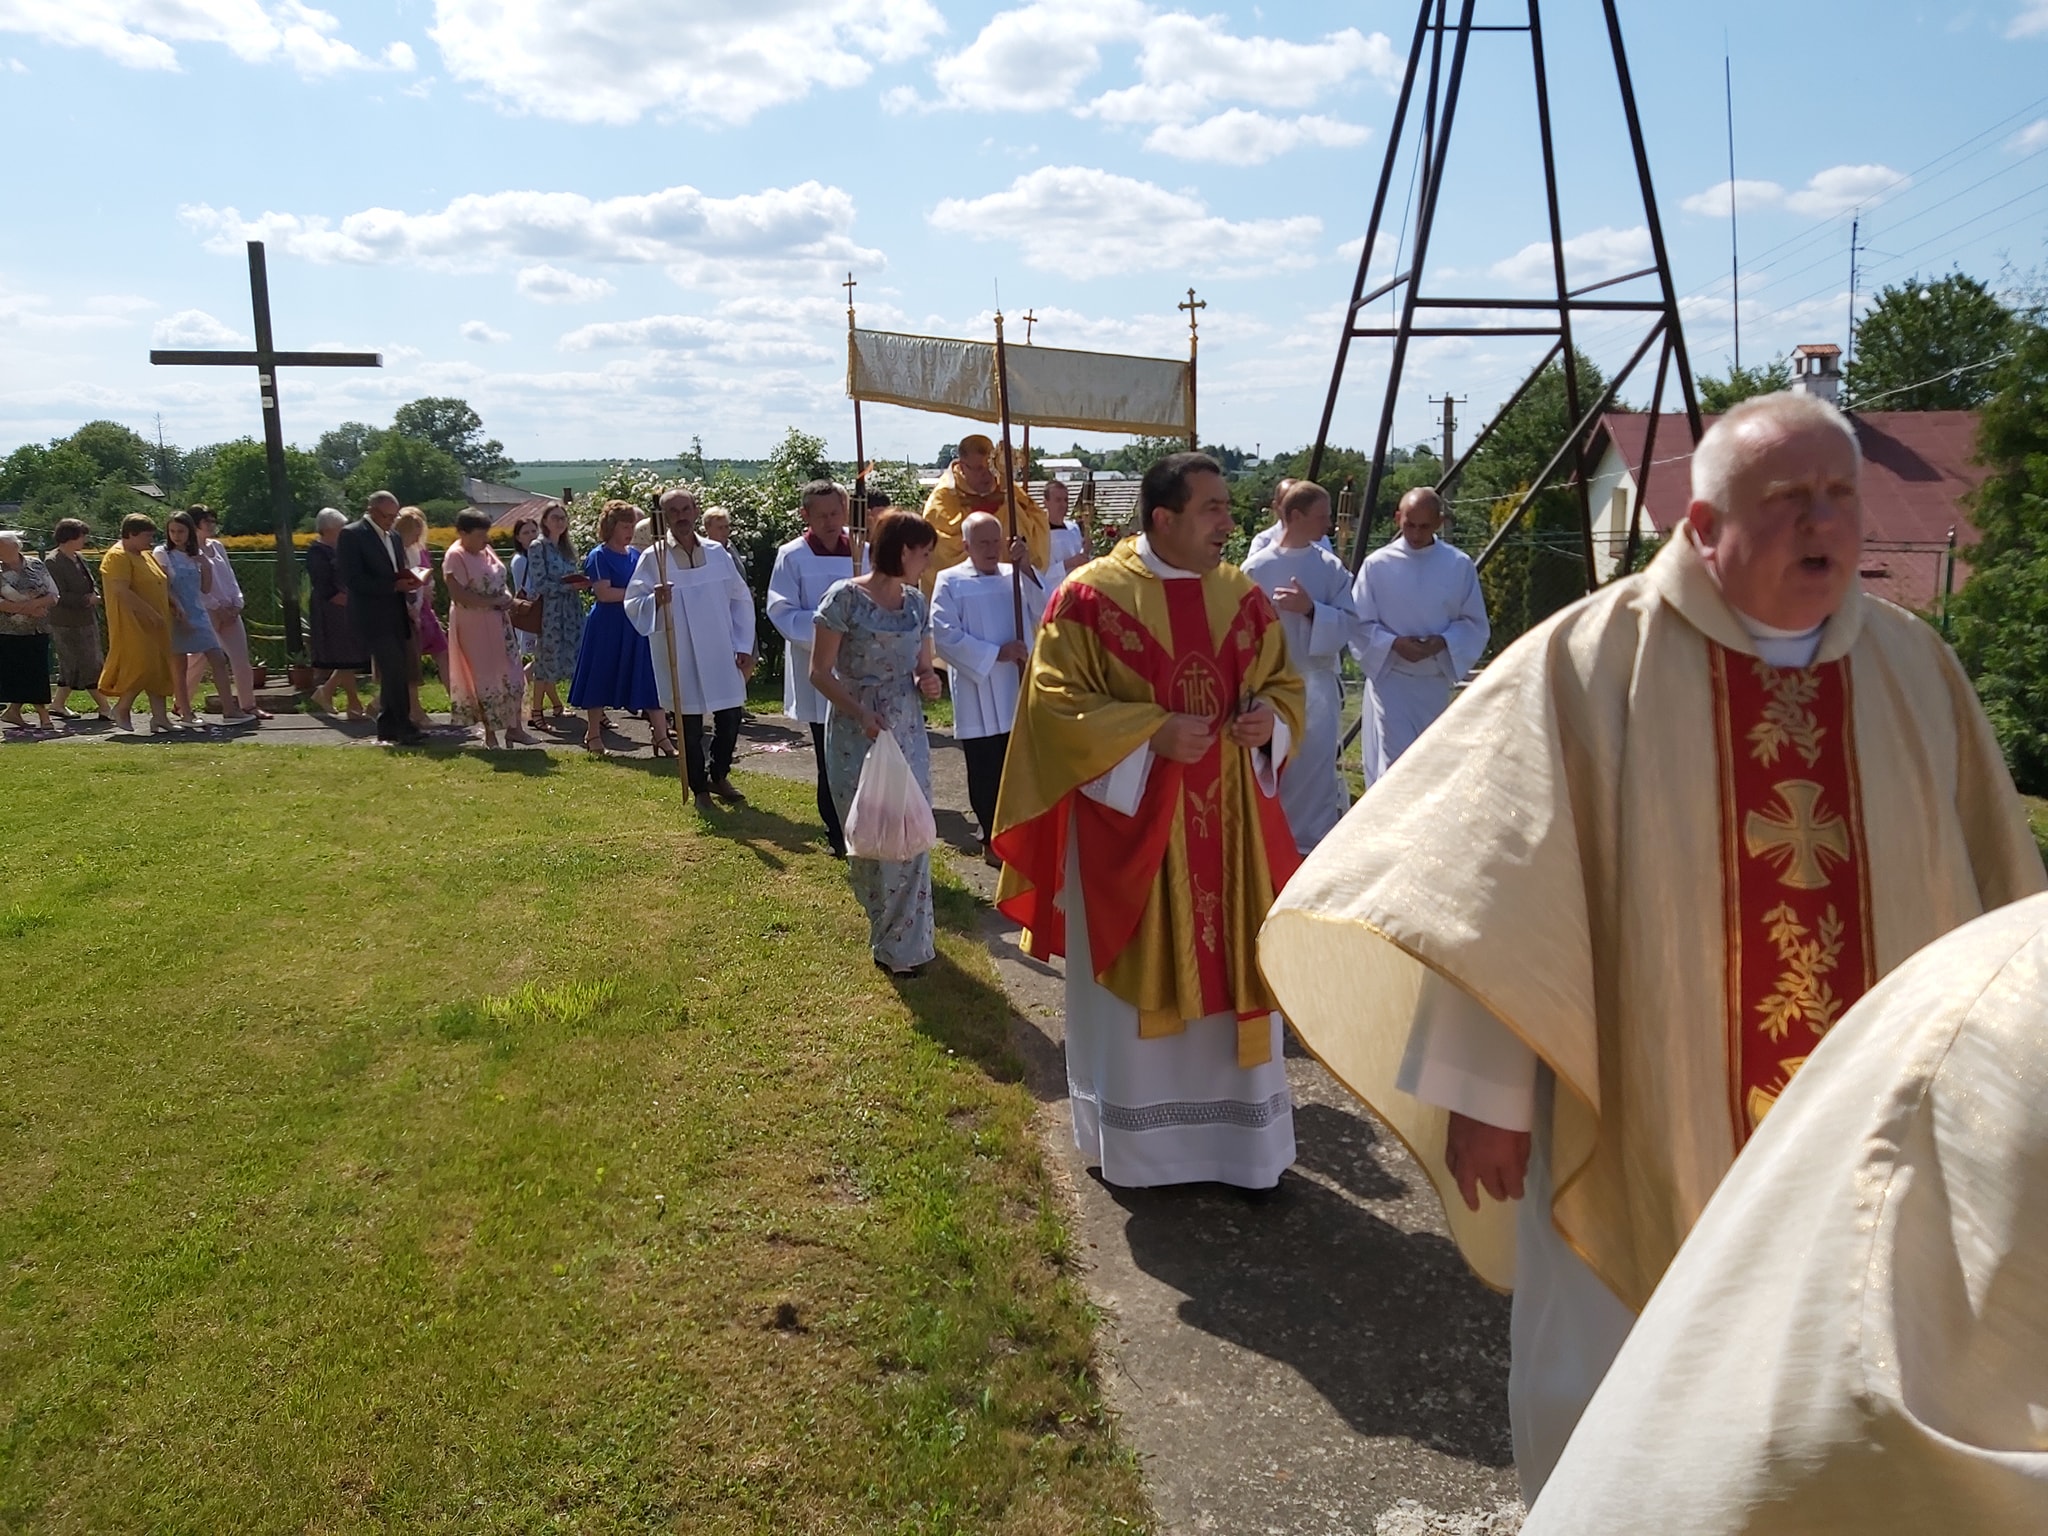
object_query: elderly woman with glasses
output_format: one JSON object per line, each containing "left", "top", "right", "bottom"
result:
{"left": 0, "top": 529, "right": 61, "bottom": 731}
{"left": 305, "top": 507, "right": 368, "bottom": 718}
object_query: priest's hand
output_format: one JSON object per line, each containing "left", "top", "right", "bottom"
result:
{"left": 1226, "top": 698, "right": 1275, "bottom": 748}
{"left": 1272, "top": 580, "right": 1314, "bottom": 616}
{"left": 1444, "top": 1111, "right": 1531, "bottom": 1211}
{"left": 1151, "top": 712, "right": 1215, "bottom": 763}
{"left": 997, "top": 640, "right": 1030, "bottom": 665}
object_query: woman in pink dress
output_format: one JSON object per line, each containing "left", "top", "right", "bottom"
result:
{"left": 441, "top": 511, "right": 537, "bottom": 749}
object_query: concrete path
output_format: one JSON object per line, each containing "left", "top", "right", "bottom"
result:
{"left": 13, "top": 700, "right": 1526, "bottom": 1534}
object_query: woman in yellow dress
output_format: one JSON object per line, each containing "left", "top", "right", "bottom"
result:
{"left": 98, "top": 512, "right": 177, "bottom": 732}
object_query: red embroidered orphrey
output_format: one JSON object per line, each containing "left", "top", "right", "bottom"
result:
{"left": 1709, "top": 644, "right": 1876, "bottom": 1145}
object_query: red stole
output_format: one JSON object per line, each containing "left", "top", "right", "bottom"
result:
{"left": 1709, "top": 644, "right": 1875, "bottom": 1145}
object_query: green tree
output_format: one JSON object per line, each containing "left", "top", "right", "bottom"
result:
{"left": 345, "top": 434, "right": 464, "bottom": 510}
{"left": 68, "top": 420, "right": 153, "bottom": 483}
{"left": 316, "top": 421, "right": 382, "bottom": 485}
{"left": 390, "top": 397, "right": 514, "bottom": 481}
{"left": 1846, "top": 273, "right": 2015, "bottom": 410}
{"left": 1949, "top": 305, "right": 2048, "bottom": 793}
{"left": 185, "top": 438, "right": 333, "bottom": 536}
{"left": 1697, "top": 355, "right": 1791, "bottom": 413}
{"left": 1461, "top": 353, "right": 1612, "bottom": 651}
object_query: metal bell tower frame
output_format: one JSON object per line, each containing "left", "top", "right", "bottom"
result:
{"left": 1310, "top": 0, "right": 1704, "bottom": 581}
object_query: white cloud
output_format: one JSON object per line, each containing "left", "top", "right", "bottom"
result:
{"left": 2007, "top": 117, "right": 2048, "bottom": 153}
{"left": 427, "top": 0, "right": 945, "bottom": 126}
{"left": 181, "top": 181, "right": 880, "bottom": 290}
{"left": 1785, "top": 163, "right": 1903, "bottom": 216}
{"left": 929, "top": 166, "right": 1320, "bottom": 280}
{"left": 1084, "top": 13, "right": 1397, "bottom": 126}
{"left": 515, "top": 264, "right": 615, "bottom": 304}
{"left": 560, "top": 315, "right": 719, "bottom": 352}
{"left": 558, "top": 302, "right": 836, "bottom": 366}
{"left": 916, "top": 3, "right": 1394, "bottom": 166}
{"left": 1144, "top": 109, "right": 1367, "bottom": 165}
{"left": 2009, "top": 1, "right": 2048, "bottom": 37}
{"left": 459, "top": 320, "right": 509, "bottom": 344}
{"left": 1679, "top": 164, "right": 1907, "bottom": 220}
{"left": 0, "top": 279, "right": 151, "bottom": 335}
{"left": 152, "top": 309, "right": 251, "bottom": 347}
{"left": 6, "top": 54, "right": 25, "bottom": 71}
{"left": 0, "top": 0, "right": 415, "bottom": 75}
{"left": 1680, "top": 178, "right": 1789, "bottom": 217}
{"left": 1490, "top": 225, "right": 1651, "bottom": 288}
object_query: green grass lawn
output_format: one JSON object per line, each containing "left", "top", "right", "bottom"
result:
{"left": 1, "top": 749, "right": 1144, "bottom": 1533}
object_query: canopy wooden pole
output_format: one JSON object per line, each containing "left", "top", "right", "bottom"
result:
{"left": 1179, "top": 288, "right": 1206, "bottom": 450}
{"left": 992, "top": 314, "right": 1028, "bottom": 676}
{"left": 845, "top": 272, "right": 867, "bottom": 580}
{"left": 646, "top": 508, "right": 691, "bottom": 804}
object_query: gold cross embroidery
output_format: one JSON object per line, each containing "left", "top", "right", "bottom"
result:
{"left": 1744, "top": 780, "right": 1851, "bottom": 890}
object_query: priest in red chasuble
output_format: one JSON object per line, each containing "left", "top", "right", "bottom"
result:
{"left": 993, "top": 453, "right": 1306, "bottom": 1191}
{"left": 920, "top": 434, "right": 1050, "bottom": 595}
{"left": 1259, "top": 391, "right": 2045, "bottom": 1502}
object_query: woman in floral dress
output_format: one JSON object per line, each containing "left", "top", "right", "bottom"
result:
{"left": 524, "top": 501, "right": 583, "bottom": 723}
{"left": 807, "top": 510, "right": 944, "bottom": 977}
{"left": 442, "top": 512, "right": 537, "bottom": 749}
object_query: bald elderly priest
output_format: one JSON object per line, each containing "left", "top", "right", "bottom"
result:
{"left": 995, "top": 453, "right": 1306, "bottom": 1190}
{"left": 1260, "top": 391, "right": 2044, "bottom": 1501}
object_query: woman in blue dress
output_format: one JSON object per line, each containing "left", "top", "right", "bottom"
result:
{"left": 807, "top": 510, "right": 944, "bottom": 977}
{"left": 567, "top": 500, "right": 662, "bottom": 755}
{"left": 157, "top": 508, "right": 240, "bottom": 726}
{"left": 525, "top": 501, "right": 584, "bottom": 724}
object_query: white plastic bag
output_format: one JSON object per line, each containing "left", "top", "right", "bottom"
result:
{"left": 843, "top": 729, "right": 937, "bottom": 861}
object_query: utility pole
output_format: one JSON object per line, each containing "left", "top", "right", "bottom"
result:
{"left": 1846, "top": 212, "right": 1866, "bottom": 367}
{"left": 1429, "top": 394, "right": 1466, "bottom": 467}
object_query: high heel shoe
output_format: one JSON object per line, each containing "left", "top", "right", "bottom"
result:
{"left": 651, "top": 739, "right": 676, "bottom": 758}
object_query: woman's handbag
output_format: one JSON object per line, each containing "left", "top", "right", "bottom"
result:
{"left": 510, "top": 593, "right": 543, "bottom": 635}
{"left": 843, "top": 729, "right": 937, "bottom": 861}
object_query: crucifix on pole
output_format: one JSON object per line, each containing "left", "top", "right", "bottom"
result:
{"left": 1178, "top": 288, "right": 1205, "bottom": 450}
{"left": 1018, "top": 308, "right": 1037, "bottom": 474}
{"left": 842, "top": 271, "right": 868, "bottom": 577}
{"left": 151, "top": 240, "right": 380, "bottom": 655}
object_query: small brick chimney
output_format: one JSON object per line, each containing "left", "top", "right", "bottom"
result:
{"left": 1789, "top": 343, "right": 1842, "bottom": 406}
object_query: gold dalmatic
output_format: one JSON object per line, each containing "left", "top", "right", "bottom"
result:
{"left": 1711, "top": 646, "right": 1876, "bottom": 1141}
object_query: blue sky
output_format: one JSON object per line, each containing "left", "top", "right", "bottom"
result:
{"left": 4, "top": 1, "right": 2046, "bottom": 469}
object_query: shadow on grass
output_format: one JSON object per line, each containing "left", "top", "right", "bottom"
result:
{"left": 886, "top": 948, "right": 1024, "bottom": 1085}
{"left": 1111, "top": 1167, "right": 1513, "bottom": 1466}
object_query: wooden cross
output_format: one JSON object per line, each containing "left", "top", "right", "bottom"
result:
{"left": 1179, "top": 289, "right": 1206, "bottom": 449}
{"left": 1179, "top": 287, "right": 1206, "bottom": 342}
{"left": 1744, "top": 780, "right": 1851, "bottom": 891}
{"left": 151, "top": 240, "right": 379, "bottom": 654}
{"left": 843, "top": 270, "right": 858, "bottom": 325}
{"left": 1021, "top": 308, "right": 1037, "bottom": 343}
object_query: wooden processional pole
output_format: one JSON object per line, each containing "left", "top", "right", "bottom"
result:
{"left": 1179, "top": 287, "right": 1205, "bottom": 451}
{"left": 845, "top": 272, "right": 867, "bottom": 579}
{"left": 648, "top": 501, "right": 691, "bottom": 803}
{"left": 991, "top": 313, "right": 1028, "bottom": 676}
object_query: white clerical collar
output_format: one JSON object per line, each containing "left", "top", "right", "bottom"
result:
{"left": 1134, "top": 534, "right": 1200, "bottom": 580}
{"left": 1732, "top": 606, "right": 1825, "bottom": 669}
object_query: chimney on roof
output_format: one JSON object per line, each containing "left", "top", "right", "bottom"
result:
{"left": 1789, "top": 343, "right": 1842, "bottom": 406}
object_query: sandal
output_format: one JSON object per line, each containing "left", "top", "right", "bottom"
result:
{"left": 651, "top": 738, "right": 676, "bottom": 759}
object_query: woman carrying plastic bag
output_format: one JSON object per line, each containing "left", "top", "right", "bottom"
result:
{"left": 808, "top": 510, "right": 945, "bottom": 978}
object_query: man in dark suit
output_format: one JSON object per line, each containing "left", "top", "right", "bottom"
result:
{"left": 337, "top": 490, "right": 425, "bottom": 744}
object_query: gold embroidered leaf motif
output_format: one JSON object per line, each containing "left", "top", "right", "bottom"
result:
{"left": 1747, "top": 661, "right": 1826, "bottom": 768}
{"left": 1185, "top": 780, "right": 1220, "bottom": 840}
{"left": 1192, "top": 881, "right": 1222, "bottom": 953}
{"left": 1755, "top": 902, "right": 1846, "bottom": 1042}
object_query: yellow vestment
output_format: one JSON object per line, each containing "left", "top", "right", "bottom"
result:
{"left": 993, "top": 540, "right": 1305, "bottom": 1063}
{"left": 920, "top": 462, "right": 1048, "bottom": 595}
{"left": 1259, "top": 531, "right": 2045, "bottom": 1306}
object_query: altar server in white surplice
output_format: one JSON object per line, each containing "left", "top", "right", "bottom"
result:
{"left": 1243, "top": 480, "right": 1356, "bottom": 854}
{"left": 931, "top": 512, "right": 1046, "bottom": 862}
{"left": 766, "top": 480, "right": 854, "bottom": 856}
{"left": 1042, "top": 478, "right": 1088, "bottom": 581}
{"left": 1351, "top": 487, "right": 1488, "bottom": 781}
{"left": 626, "top": 488, "right": 756, "bottom": 810}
